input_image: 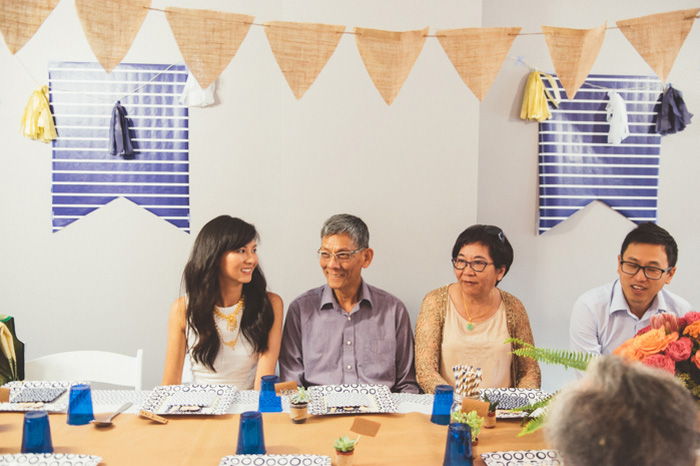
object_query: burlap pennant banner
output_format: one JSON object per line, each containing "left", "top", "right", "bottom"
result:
{"left": 437, "top": 27, "right": 521, "bottom": 101}
{"left": 75, "top": 0, "right": 151, "bottom": 74}
{"left": 263, "top": 21, "right": 345, "bottom": 100}
{"left": 0, "top": 0, "right": 59, "bottom": 54}
{"left": 616, "top": 8, "right": 699, "bottom": 84}
{"left": 542, "top": 23, "right": 606, "bottom": 99}
{"left": 165, "top": 8, "right": 254, "bottom": 90}
{"left": 354, "top": 27, "right": 429, "bottom": 105}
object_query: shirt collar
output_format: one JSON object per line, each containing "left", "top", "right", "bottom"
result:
{"left": 320, "top": 280, "right": 373, "bottom": 312}
{"left": 610, "top": 278, "right": 666, "bottom": 319}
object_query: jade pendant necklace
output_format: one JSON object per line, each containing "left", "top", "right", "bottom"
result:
{"left": 461, "top": 289, "right": 495, "bottom": 331}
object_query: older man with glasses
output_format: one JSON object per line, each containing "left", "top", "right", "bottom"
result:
{"left": 279, "top": 214, "right": 419, "bottom": 393}
{"left": 570, "top": 222, "right": 693, "bottom": 357}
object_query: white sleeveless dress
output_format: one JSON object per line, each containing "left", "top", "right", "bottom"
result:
{"left": 185, "top": 302, "right": 258, "bottom": 389}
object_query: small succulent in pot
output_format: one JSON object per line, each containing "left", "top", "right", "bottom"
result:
{"left": 333, "top": 435, "right": 357, "bottom": 452}
{"left": 290, "top": 386, "right": 310, "bottom": 405}
{"left": 333, "top": 436, "right": 357, "bottom": 466}
{"left": 483, "top": 393, "right": 499, "bottom": 428}
{"left": 451, "top": 409, "right": 483, "bottom": 440}
{"left": 289, "top": 386, "right": 310, "bottom": 424}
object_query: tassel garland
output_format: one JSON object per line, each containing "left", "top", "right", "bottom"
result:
{"left": 606, "top": 90, "right": 630, "bottom": 145}
{"left": 179, "top": 72, "right": 215, "bottom": 107}
{"left": 108, "top": 101, "right": 135, "bottom": 157}
{"left": 520, "top": 71, "right": 561, "bottom": 122}
{"left": 20, "top": 85, "right": 58, "bottom": 142}
{"left": 656, "top": 85, "right": 693, "bottom": 136}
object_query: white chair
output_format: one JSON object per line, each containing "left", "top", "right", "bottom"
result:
{"left": 24, "top": 349, "right": 143, "bottom": 390}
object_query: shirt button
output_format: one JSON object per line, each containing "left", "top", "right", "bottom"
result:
{"left": 347, "top": 316, "right": 351, "bottom": 321}
{"left": 346, "top": 340, "right": 352, "bottom": 345}
{"left": 346, "top": 365, "right": 352, "bottom": 370}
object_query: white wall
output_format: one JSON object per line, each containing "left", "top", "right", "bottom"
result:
{"left": 480, "top": 0, "right": 700, "bottom": 390}
{"left": 0, "top": 0, "right": 481, "bottom": 389}
{"left": 1, "top": 1, "right": 697, "bottom": 392}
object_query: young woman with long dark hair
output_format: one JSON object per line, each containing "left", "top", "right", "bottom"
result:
{"left": 162, "top": 215, "right": 283, "bottom": 389}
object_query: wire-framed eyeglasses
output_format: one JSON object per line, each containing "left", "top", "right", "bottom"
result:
{"left": 317, "top": 248, "right": 365, "bottom": 262}
{"left": 619, "top": 260, "right": 672, "bottom": 280}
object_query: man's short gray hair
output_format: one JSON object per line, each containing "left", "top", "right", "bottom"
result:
{"left": 546, "top": 356, "right": 697, "bottom": 466}
{"left": 320, "top": 214, "right": 369, "bottom": 249}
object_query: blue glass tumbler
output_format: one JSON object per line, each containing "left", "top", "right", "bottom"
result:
{"left": 258, "top": 375, "right": 282, "bottom": 413}
{"left": 236, "top": 411, "right": 266, "bottom": 454}
{"left": 66, "top": 384, "right": 94, "bottom": 425}
{"left": 443, "top": 422, "right": 473, "bottom": 466}
{"left": 430, "top": 384, "right": 454, "bottom": 425}
{"left": 21, "top": 410, "right": 53, "bottom": 453}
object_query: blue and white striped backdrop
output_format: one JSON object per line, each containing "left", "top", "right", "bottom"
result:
{"left": 49, "top": 62, "right": 190, "bottom": 233}
{"left": 539, "top": 74, "right": 663, "bottom": 235}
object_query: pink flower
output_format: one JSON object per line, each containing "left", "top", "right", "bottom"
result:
{"left": 650, "top": 313, "right": 679, "bottom": 334}
{"left": 683, "top": 311, "right": 700, "bottom": 326}
{"left": 691, "top": 350, "right": 700, "bottom": 370}
{"left": 665, "top": 337, "right": 693, "bottom": 362}
{"left": 643, "top": 354, "right": 675, "bottom": 374}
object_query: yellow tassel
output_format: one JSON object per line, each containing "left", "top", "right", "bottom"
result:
{"left": 20, "top": 85, "right": 58, "bottom": 142}
{"left": 520, "top": 71, "right": 561, "bottom": 122}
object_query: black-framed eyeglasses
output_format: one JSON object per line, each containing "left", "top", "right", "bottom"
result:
{"left": 483, "top": 225, "right": 506, "bottom": 244}
{"left": 451, "top": 258, "right": 493, "bottom": 272}
{"left": 619, "top": 260, "right": 672, "bottom": 280}
{"left": 318, "top": 248, "right": 365, "bottom": 262}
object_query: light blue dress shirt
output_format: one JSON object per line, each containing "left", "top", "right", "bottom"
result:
{"left": 570, "top": 279, "right": 693, "bottom": 357}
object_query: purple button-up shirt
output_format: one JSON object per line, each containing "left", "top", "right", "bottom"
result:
{"left": 279, "top": 281, "right": 420, "bottom": 393}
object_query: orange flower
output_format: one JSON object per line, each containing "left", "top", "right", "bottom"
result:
{"left": 691, "top": 350, "right": 700, "bottom": 370}
{"left": 683, "top": 321, "right": 700, "bottom": 339}
{"left": 630, "top": 328, "right": 677, "bottom": 357}
{"left": 613, "top": 340, "right": 645, "bottom": 362}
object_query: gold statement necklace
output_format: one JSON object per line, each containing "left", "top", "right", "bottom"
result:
{"left": 461, "top": 288, "right": 494, "bottom": 331}
{"left": 214, "top": 295, "right": 245, "bottom": 350}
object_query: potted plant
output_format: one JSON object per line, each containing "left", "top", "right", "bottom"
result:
{"left": 288, "top": 386, "right": 310, "bottom": 424}
{"left": 451, "top": 410, "right": 483, "bottom": 445}
{"left": 332, "top": 435, "right": 357, "bottom": 466}
{"left": 482, "top": 393, "right": 499, "bottom": 428}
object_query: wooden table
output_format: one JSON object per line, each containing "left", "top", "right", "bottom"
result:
{"left": 0, "top": 411, "right": 548, "bottom": 465}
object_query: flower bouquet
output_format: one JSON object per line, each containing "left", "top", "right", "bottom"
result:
{"left": 613, "top": 311, "right": 700, "bottom": 398}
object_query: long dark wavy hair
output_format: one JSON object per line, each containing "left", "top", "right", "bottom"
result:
{"left": 184, "top": 215, "right": 274, "bottom": 371}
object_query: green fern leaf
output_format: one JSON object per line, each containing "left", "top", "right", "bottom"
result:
{"left": 517, "top": 413, "right": 547, "bottom": 436}
{"left": 505, "top": 338, "right": 594, "bottom": 370}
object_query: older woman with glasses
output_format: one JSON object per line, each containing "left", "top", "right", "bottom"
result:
{"left": 414, "top": 225, "right": 541, "bottom": 393}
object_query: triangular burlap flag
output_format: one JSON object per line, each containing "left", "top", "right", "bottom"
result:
{"left": 542, "top": 23, "right": 606, "bottom": 99}
{"left": 616, "top": 8, "right": 699, "bottom": 84}
{"left": 437, "top": 27, "right": 521, "bottom": 101}
{"left": 0, "top": 0, "right": 59, "bottom": 54}
{"left": 75, "top": 0, "right": 151, "bottom": 73}
{"left": 354, "top": 27, "right": 428, "bottom": 105}
{"left": 263, "top": 21, "right": 345, "bottom": 99}
{"left": 166, "top": 8, "right": 254, "bottom": 89}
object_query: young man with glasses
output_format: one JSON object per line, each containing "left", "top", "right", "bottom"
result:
{"left": 570, "top": 222, "right": 692, "bottom": 357}
{"left": 279, "top": 214, "right": 419, "bottom": 393}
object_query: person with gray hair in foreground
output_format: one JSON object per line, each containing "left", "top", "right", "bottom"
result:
{"left": 546, "top": 356, "right": 698, "bottom": 466}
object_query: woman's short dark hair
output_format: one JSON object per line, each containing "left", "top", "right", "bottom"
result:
{"left": 452, "top": 225, "right": 514, "bottom": 280}
{"left": 183, "top": 215, "right": 274, "bottom": 371}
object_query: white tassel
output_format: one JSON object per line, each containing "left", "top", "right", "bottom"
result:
{"left": 179, "top": 72, "right": 216, "bottom": 107}
{"left": 606, "top": 90, "right": 630, "bottom": 145}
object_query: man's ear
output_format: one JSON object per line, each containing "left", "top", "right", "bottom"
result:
{"left": 362, "top": 248, "right": 374, "bottom": 269}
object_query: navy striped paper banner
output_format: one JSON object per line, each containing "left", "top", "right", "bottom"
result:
{"left": 539, "top": 74, "right": 663, "bottom": 235}
{"left": 49, "top": 62, "right": 189, "bottom": 233}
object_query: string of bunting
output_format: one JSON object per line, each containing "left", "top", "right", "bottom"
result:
{"left": 4, "top": 3, "right": 699, "bottom": 144}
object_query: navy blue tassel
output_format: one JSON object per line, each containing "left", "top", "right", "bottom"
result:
{"left": 108, "top": 101, "right": 135, "bottom": 157}
{"left": 656, "top": 85, "right": 693, "bottom": 135}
